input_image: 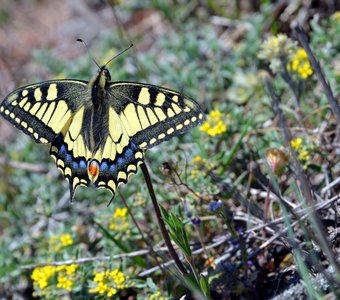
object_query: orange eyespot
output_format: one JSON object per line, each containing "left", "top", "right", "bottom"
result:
{"left": 88, "top": 160, "right": 99, "bottom": 180}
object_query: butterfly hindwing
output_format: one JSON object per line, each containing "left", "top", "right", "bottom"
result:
{"left": 108, "top": 82, "right": 204, "bottom": 150}
{"left": 50, "top": 133, "right": 91, "bottom": 200}
{"left": 0, "top": 80, "right": 87, "bottom": 143}
{"left": 90, "top": 106, "right": 144, "bottom": 197}
{"left": 50, "top": 106, "right": 93, "bottom": 199}
{"left": 93, "top": 139, "right": 144, "bottom": 196}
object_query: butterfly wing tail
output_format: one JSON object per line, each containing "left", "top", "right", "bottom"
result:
{"left": 50, "top": 134, "right": 91, "bottom": 201}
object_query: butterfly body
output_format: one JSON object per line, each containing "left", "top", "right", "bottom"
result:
{"left": 1, "top": 65, "right": 203, "bottom": 200}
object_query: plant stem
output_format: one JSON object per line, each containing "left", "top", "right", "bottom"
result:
{"left": 141, "top": 162, "right": 188, "bottom": 275}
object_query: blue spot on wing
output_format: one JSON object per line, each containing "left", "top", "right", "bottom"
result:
{"left": 60, "top": 144, "right": 67, "bottom": 156}
{"left": 124, "top": 148, "right": 133, "bottom": 160}
{"left": 100, "top": 161, "right": 109, "bottom": 172}
{"left": 79, "top": 160, "right": 87, "bottom": 169}
{"left": 117, "top": 157, "right": 125, "bottom": 169}
{"left": 65, "top": 154, "right": 73, "bottom": 164}
{"left": 109, "top": 164, "right": 116, "bottom": 173}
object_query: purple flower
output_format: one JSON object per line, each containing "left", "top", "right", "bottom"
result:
{"left": 190, "top": 217, "right": 201, "bottom": 225}
{"left": 208, "top": 200, "right": 223, "bottom": 212}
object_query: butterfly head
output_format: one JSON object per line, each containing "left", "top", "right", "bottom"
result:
{"left": 99, "top": 67, "right": 111, "bottom": 83}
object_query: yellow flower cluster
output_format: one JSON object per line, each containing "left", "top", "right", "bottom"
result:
{"left": 89, "top": 269, "right": 130, "bottom": 297}
{"left": 291, "top": 137, "right": 302, "bottom": 151}
{"left": 109, "top": 207, "right": 130, "bottom": 231}
{"left": 258, "top": 34, "right": 294, "bottom": 60}
{"left": 290, "top": 137, "right": 311, "bottom": 163}
{"left": 49, "top": 233, "right": 73, "bottom": 252}
{"left": 150, "top": 290, "right": 167, "bottom": 300}
{"left": 56, "top": 264, "right": 78, "bottom": 291}
{"left": 31, "top": 264, "right": 78, "bottom": 293}
{"left": 331, "top": 11, "right": 340, "bottom": 21}
{"left": 31, "top": 266, "right": 56, "bottom": 290}
{"left": 133, "top": 192, "right": 146, "bottom": 207}
{"left": 258, "top": 34, "right": 313, "bottom": 80}
{"left": 288, "top": 49, "right": 313, "bottom": 79}
{"left": 200, "top": 110, "right": 230, "bottom": 137}
{"left": 191, "top": 155, "right": 214, "bottom": 179}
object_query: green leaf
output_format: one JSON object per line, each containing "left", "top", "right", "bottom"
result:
{"left": 200, "top": 275, "right": 211, "bottom": 299}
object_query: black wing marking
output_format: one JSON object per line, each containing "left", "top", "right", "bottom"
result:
{"left": 0, "top": 80, "right": 88, "bottom": 143}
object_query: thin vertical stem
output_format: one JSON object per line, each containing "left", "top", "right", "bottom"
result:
{"left": 140, "top": 162, "right": 188, "bottom": 275}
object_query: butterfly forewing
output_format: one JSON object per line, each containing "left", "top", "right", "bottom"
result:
{"left": 0, "top": 80, "right": 87, "bottom": 143}
{"left": 108, "top": 82, "right": 204, "bottom": 150}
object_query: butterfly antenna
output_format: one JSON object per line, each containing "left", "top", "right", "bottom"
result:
{"left": 76, "top": 38, "right": 101, "bottom": 69}
{"left": 104, "top": 43, "right": 134, "bottom": 68}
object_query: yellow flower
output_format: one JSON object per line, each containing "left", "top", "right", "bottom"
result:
{"left": 56, "top": 264, "right": 78, "bottom": 291}
{"left": 258, "top": 34, "right": 298, "bottom": 74}
{"left": 65, "top": 264, "right": 77, "bottom": 275}
{"left": 113, "top": 207, "right": 127, "bottom": 218}
{"left": 56, "top": 264, "right": 78, "bottom": 274}
{"left": 109, "top": 208, "right": 130, "bottom": 231}
{"left": 258, "top": 34, "right": 296, "bottom": 60}
{"left": 199, "top": 110, "right": 230, "bottom": 137}
{"left": 57, "top": 275, "right": 73, "bottom": 291}
{"left": 289, "top": 137, "right": 313, "bottom": 167}
{"left": 290, "top": 137, "right": 302, "bottom": 151}
{"left": 31, "top": 266, "right": 56, "bottom": 290}
{"left": 191, "top": 155, "right": 214, "bottom": 179}
{"left": 150, "top": 290, "right": 167, "bottom": 300}
{"left": 49, "top": 233, "right": 73, "bottom": 252}
{"left": 31, "top": 264, "right": 78, "bottom": 295}
{"left": 204, "top": 257, "right": 217, "bottom": 269}
{"left": 331, "top": 11, "right": 340, "bottom": 22}
{"left": 133, "top": 192, "right": 146, "bottom": 207}
{"left": 298, "top": 150, "right": 310, "bottom": 161}
{"left": 89, "top": 268, "right": 130, "bottom": 297}
{"left": 60, "top": 234, "right": 73, "bottom": 247}
{"left": 288, "top": 48, "right": 313, "bottom": 79}
{"left": 193, "top": 155, "right": 203, "bottom": 163}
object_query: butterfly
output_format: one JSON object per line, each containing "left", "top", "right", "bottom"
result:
{"left": 0, "top": 56, "right": 204, "bottom": 201}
